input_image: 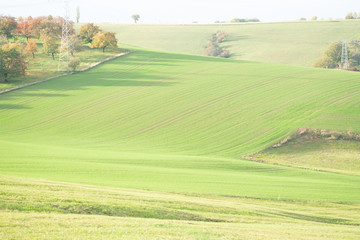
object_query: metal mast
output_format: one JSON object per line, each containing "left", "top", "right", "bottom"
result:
{"left": 58, "top": 0, "right": 72, "bottom": 72}
{"left": 341, "top": 40, "right": 349, "bottom": 70}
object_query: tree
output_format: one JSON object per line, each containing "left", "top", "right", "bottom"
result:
{"left": 0, "top": 42, "right": 27, "bottom": 82}
{"left": 16, "top": 16, "right": 35, "bottom": 41}
{"left": 76, "top": 6, "right": 80, "bottom": 23}
{"left": 215, "top": 31, "right": 226, "bottom": 43}
{"left": 68, "top": 57, "right": 80, "bottom": 71}
{"left": 90, "top": 31, "right": 117, "bottom": 52}
{"left": 32, "top": 16, "right": 65, "bottom": 40}
{"left": 0, "top": 15, "right": 18, "bottom": 41}
{"left": 78, "top": 23, "right": 101, "bottom": 44}
{"left": 352, "top": 53, "right": 360, "bottom": 66}
{"left": 42, "top": 36, "right": 58, "bottom": 60}
{"left": 69, "top": 35, "right": 83, "bottom": 56}
{"left": 345, "top": 12, "right": 355, "bottom": 19}
{"left": 311, "top": 16, "right": 317, "bottom": 21}
{"left": 131, "top": 14, "right": 140, "bottom": 23}
{"left": 229, "top": 18, "right": 260, "bottom": 23}
{"left": 24, "top": 39, "right": 38, "bottom": 58}
{"left": 313, "top": 43, "right": 342, "bottom": 68}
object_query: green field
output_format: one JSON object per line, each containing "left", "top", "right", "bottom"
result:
{"left": 99, "top": 21, "right": 360, "bottom": 66}
{"left": 1, "top": 48, "right": 360, "bottom": 239}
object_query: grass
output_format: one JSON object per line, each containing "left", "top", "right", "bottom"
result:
{"left": 3, "top": 211, "right": 360, "bottom": 240}
{"left": 1, "top": 175, "right": 359, "bottom": 239}
{"left": 99, "top": 20, "right": 360, "bottom": 66}
{"left": 0, "top": 42, "right": 127, "bottom": 92}
{"left": 249, "top": 132, "right": 360, "bottom": 175}
{"left": 1, "top": 47, "right": 360, "bottom": 238}
{"left": 1, "top": 48, "right": 360, "bottom": 200}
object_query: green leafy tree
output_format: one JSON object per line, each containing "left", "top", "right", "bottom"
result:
{"left": 0, "top": 42, "right": 27, "bottom": 82}
{"left": 78, "top": 23, "right": 101, "bottom": 44}
{"left": 0, "top": 15, "right": 18, "bottom": 41}
{"left": 90, "top": 31, "right": 117, "bottom": 52}
{"left": 314, "top": 43, "right": 342, "bottom": 68}
{"left": 311, "top": 16, "right": 317, "bottom": 21}
{"left": 42, "top": 36, "right": 58, "bottom": 60}
{"left": 131, "top": 14, "right": 140, "bottom": 23}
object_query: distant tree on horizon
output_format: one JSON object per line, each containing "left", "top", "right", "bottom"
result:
{"left": 131, "top": 14, "right": 140, "bottom": 24}
{"left": 311, "top": 16, "right": 317, "bottom": 21}
{"left": 345, "top": 12, "right": 360, "bottom": 19}
{"left": 76, "top": 6, "right": 80, "bottom": 23}
{"left": 228, "top": 18, "right": 260, "bottom": 23}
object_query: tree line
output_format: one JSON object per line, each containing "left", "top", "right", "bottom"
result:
{"left": 345, "top": 12, "right": 360, "bottom": 20}
{"left": 203, "top": 31, "right": 230, "bottom": 58}
{"left": 314, "top": 41, "right": 360, "bottom": 70}
{"left": 0, "top": 15, "right": 118, "bottom": 82}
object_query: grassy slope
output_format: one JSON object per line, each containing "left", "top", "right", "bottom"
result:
{"left": 250, "top": 136, "right": 360, "bottom": 176}
{"left": 100, "top": 21, "right": 360, "bottom": 66}
{"left": 1, "top": 175, "right": 359, "bottom": 240}
{"left": 0, "top": 49, "right": 360, "bottom": 203}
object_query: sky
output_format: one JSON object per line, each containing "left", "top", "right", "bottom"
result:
{"left": 0, "top": 0, "right": 359, "bottom": 24}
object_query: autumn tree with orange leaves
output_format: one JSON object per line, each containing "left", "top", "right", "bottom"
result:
{"left": 90, "top": 31, "right": 117, "bottom": 52}
{"left": 24, "top": 39, "right": 38, "bottom": 59}
{"left": 78, "top": 23, "right": 101, "bottom": 44}
{"left": 0, "top": 15, "right": 18, "bottom": 41}
{"left": 16, "top": 17, "right": 35, "bottom": 41}
{"left": 0, "top": 43, "right": 27, "bottom": 82}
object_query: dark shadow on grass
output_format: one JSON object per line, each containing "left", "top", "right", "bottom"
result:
{"left": 0, "top": 48, "right": 248, "bottom": 110}
{"left": 0, "top": 104, "right": 31, "bottom": 110}
{"left": 22, "top": 93, "right": 70, "bottom": 97}
{"left": 269, "top": 210, "right": 355, "bottom": 226}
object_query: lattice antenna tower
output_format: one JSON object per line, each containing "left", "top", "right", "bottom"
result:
{"left": 58, "top": 0, "right": 73, "bottom": 72}
{"left": 341, "top": 40, "right": 349, "bottom": 70}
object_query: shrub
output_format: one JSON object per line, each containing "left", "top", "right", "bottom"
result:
{"left": 215, "top": 31, "right": 226, "bottom": 43}
{"left": 204, "top": 41, "right": 230, "bottom": 58}
{"left": 68, "top": 57, "right": 80, "bottom": 71}
{"left": 347, "top": 67, "right": 359, "bottom": 71}
{"left": 220, "top": 50, "right": 231, "bottom": 58}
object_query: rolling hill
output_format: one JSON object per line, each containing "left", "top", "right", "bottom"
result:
{"left": 99, "top": 20, "right": 360, "bottom": 66}
{"left": 1, "top": 48, "right": 360, "bottom": 239}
